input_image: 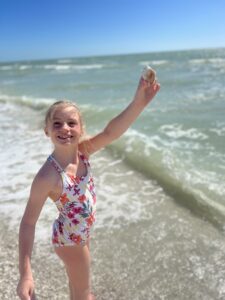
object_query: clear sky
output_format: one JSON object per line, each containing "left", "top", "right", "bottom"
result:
{"left": 1, "top": 0, "right": 225, "bottom": 62}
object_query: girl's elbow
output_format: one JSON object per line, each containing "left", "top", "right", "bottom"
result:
{"left": 103, "top": 128, "right": 119, "bottom": 142}
{"left": 20, "top": 216, "right": 36, "bottom": 230}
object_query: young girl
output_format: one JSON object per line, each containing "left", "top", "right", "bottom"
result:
{"left": 17, "top": 70, "right": 160, "bottom": 300}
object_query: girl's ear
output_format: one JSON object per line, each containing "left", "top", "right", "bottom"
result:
{"left": 44, "top": 127, "right": 49, "bottom": 136}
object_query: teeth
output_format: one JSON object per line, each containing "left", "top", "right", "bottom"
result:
{"left": 58, "top": 136, "right": 72, "bottom": 139}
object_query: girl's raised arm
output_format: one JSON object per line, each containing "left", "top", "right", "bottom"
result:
{"left": 79, "top": 77, "right": 160, "bottom": 156}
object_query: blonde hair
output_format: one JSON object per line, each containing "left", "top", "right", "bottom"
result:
{"left": 45, "top": 100, "right": 86, "bottom": 139}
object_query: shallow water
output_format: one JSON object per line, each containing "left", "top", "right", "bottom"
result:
{"left": 1, "top": 48, "right": 225, "bottom": 221}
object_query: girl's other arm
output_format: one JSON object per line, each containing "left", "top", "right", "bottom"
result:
{"left": 80, "top": 78, "right": 160, "bottom": 155}
{"left": 17, "top": 171, "right": 50, "bottom": 299}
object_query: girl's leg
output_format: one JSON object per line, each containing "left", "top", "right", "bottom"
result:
{"left": 55, "top": 244, "right": 92, "bottom": 300}
{"left": 68, "top": 280, "right": 73, "bottom": 300}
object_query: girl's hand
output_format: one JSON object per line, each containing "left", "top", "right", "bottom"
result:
{"left": 17, "top": 277, "right": 35, "bottom": 300}
{"left": 134, "top": 77, "right": 160, "bottom": 106}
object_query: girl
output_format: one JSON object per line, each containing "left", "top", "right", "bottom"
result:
{"left": 17, "top": 71, "right": 160, "bottom": 300}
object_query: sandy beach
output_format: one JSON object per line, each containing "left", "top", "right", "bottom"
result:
{"left": 1, "top": 169, "right": 225, "bottom": 300}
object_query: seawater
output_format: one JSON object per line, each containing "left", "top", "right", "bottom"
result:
{"left": 1, "top": 48, "right": 225, "bottom": 226}
{"left": 1, "top": 48, "right": 225, "bottom": 299}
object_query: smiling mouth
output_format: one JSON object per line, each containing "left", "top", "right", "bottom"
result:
{"left": 58, "top": 135, "right": 73, "bottom": 140}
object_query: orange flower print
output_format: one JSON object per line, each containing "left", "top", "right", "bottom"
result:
{"left": 60, "top": 193, "right": 70, "bottom": 205}
{"left": 78, "top": 194, "right": 86, "bottom": 203}
{"left": 86, "top": 214, "right": 95, "bottom": 226}
{"left": 69, "top": 233, "right": 82, "bottom": 244}
{"left": 69, "top": 175, "right": 75, "bottom": 182}
{"left": 69, "top": 175, "right": 81, "bottom": 184}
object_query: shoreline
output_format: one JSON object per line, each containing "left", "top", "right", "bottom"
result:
{"left": 2, "top": 192, "right": 225, "bottom": 300}
{"left": 1, "top": 149, "right": 225, "bottom": 300}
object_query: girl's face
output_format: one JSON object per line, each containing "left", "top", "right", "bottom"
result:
{"left": 45, "top": 106, "right": 82, "bottom": 147}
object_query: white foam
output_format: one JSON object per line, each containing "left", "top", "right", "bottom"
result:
{"left": 210, "top": 127, "right": 225, "bottom": 136}
{"left": 189, "top": 57, "right": 225, "bottom": 68}
{"left": 57, "top": 59, "right": 72, "bottom": 63}
{"left": 19, "top": 65, "right": 32, "bottom": 70}
{"left": 159, "top": 124, "right": 208, "bottom": 140}
{"left": 0, "top": 65, "right": 32, "bottom": 71}
{"left": 189, "top": 59, "right": 206, "bottom": 64}
{"left": 45, "top": 64, "right": 71, "bottom": 70}
{"left": 123, "top": 129, "right": 162, "bottom": 152}
{"left": 0, "top": 93, "right": 21, "bottom": 102}
{"left": 42, "top": 64, "right": 104, "bottom": 71}
{"left": 71, "top": 64, "right": 104, "bottom": 70}
{"left": 151, "top": 60, "right": 168, "bottom": 65}
{"left": 0, "top": 66, "right": 13, "bottom": 71}
{"left": 208, "top": 58, "right": 225, "bottom": 65}
{"left": 139, "top": 60, "right": 168, "bottom": 66}
{"left": 0, "top": 92, "right": 56, "bottom": 107}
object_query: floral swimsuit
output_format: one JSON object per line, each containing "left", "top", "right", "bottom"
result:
{"left": 47, "top": 153, "right": 96, "bottom": 247}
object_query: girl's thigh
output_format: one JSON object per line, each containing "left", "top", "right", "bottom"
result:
{"left": 54, "top": 244, "right": 91, "bottom": 291}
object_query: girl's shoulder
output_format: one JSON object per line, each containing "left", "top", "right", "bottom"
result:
{"left": 33, "top": 159, "right": 60, "bottom": 191}
{"left": 78, "top": 139, "right": 91, "bottom": 159}
{"left": 27, "top": 160, "right": 59, "bottom": 210}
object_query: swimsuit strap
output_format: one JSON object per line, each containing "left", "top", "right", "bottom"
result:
{"left": 79, "top": 152, "right": 90, "bottom": 168}
{"left": 48, "top": 155, "right": 64, "bottom": 174}
{"left": 48, "top": 155, "right": 72, "bottom": 187}
{"left": 48, "top": 152, "right": 89, "bottom": 178}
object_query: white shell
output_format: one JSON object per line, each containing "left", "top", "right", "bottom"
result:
{"left": 142, "top": 66, "right": 156, "bottom": 84}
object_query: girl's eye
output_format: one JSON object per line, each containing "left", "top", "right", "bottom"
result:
{"left": 68, "top": 122, "right": 77, "bottom": 127}
{"left": 53, "top": 122, "right": 61, "bottom": 128}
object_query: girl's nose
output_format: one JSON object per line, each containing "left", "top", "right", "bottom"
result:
{"left": 61, "top": 122, "right": 70, "bottom": 130}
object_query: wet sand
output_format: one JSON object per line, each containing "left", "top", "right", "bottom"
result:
{"left": 1, "top": 191, "right": 225, "bottom": 300}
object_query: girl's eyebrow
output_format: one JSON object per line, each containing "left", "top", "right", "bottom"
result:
{"left": 68, "top": 118, "right": 78, "bottom": 122}
{"left": 52, "top": 117, "right": 78, "bottom": 121}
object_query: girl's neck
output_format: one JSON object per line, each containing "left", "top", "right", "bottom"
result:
{"left": 52, "top": 146, "right": 79, "bottom": 166}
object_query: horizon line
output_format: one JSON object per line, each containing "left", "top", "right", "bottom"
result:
{"left": 0, "top": 46, "right": 224, "bottom": 64}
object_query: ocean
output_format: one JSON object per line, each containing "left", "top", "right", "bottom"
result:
{"left": 1, "top": 48, "right": 225, "bottom": 299}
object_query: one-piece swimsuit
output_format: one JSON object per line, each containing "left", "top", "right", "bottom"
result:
{"left": 47, "top": 152, "right": 96, "bottom": 247}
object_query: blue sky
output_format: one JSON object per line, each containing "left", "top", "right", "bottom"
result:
{"left": 1, "top": 0, "right": 225, "bottom": 62}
